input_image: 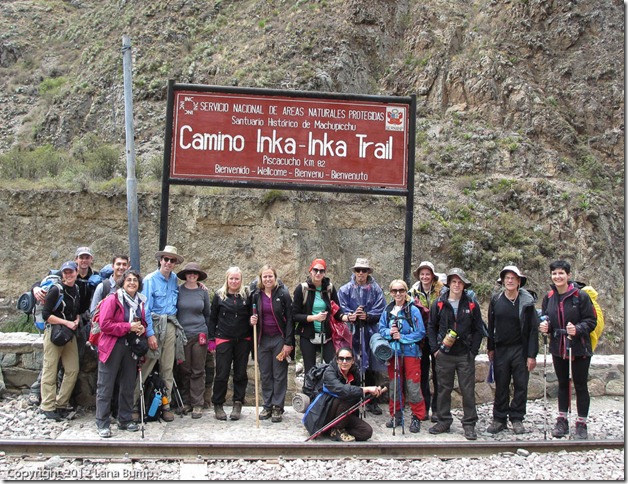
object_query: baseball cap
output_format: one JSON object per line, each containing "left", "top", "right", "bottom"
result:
{"left": 60, "top": 261, "right": 78, "bottom": 272}
{"left": 75, "top": 246, "right": 93, "bottom": 257}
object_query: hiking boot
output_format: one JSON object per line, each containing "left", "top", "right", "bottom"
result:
{"left": 574, "top": 421, "right": 588, "bottom": 440}
{"left": 259, "top": 407, "right": 272, "bottom": 420}
{"left": 118, "top": 421, "right": 139, "bottom": 432}
{"left": 366, "top": 401, "right": 382, "bottom": 415}
{"left": 271, "top": 406, "right": 283, "bottom": 423}
{"left": 330, "top": 428, "right": 355, "bottom": 442}
{"left": 552, "top": 417, "right": 569, "bottom": 438}
{"left": 463, "top": 425, "right": 477, "bottom": 440}
{"left": 214, "top": 404, "right": 227, "bottom": 421}
{"left": 230, "top": 401, "right": 243, "bottom": 420}
{"left": 182, "top": 404, "right": 192, "bottom": 414}
{"left": 43, "top": 410, "right": 62, "bottom": 422}
{"left": 429, "top": 421, "right": 451, "bottom": 435}
{"left": 191, "top": 406, "right": 203, "bottom": 419}
{"left": 487, "top": 420, "right": 507, "bottom": 434}
{"left": 385, "top": 411, "right": 403, "bottom": 428}
{"left": 512, "top": 420, "right": 526, "bottom": 435}
{"left": 161, "top": 406, "right": 175, "bottom": 422}
{"left": 98, "top": 427, "right": 112, "bottom": 438}
{"left": 409, "top": 415, "right": 421, "bottom": 433}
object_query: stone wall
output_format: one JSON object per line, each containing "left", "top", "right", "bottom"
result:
{"left": 0, "top": 333, "right": 623, "bottom": 409}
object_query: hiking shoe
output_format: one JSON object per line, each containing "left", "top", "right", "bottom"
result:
{"left": 330, "top": 428, "right": 355, "bottom": 442}
{"left": 43, "top": 410, "right": 62, "bottom": 422}
{"left": 552, "top": 417, "right": 569, "bottom": 438}
{"left": 230, "top": 401, "right": 243, "bottom": 420}
{"left": 409, "top": 415, "right": 421, "bottom": 433}
{"left": 430, "top": 414, "right": 439, "bottom": 423}
{"left": 487, "top": 420, "right": 507, "bottom": 434}
{"left": 98, "top": 427, "right": 112, "bottom": 438}
{"left": 429, "top": 422, "right": 451, "bottom": 434}
{"left": 463, "top": 425, "right": 477, "bottom": 440}
{"left": 161, "top": 406, "right": 175, "bottom": 422}
{"left": 512, "top": 420, "right": 526, "bottom": 435}
{"left": 271, "top": 406, "right": 283, "bottom": 423}
{"left": 259, "top": 407, "right": 272, "bottom": 420}
{"left": 366, "top": 401, "right": 382, "bottom": 415}
{"left": 28, "top": 394, "right": 40, "bottom": 406}
{"left": 385, "top": 411, "right": 403, "bottom": 428}
{"left": 214, "top": 404, "right": 227, "bottom": 421}
{"left": 574, "top": 421, "right": 588, "bottom": 440}
{"left": 118, "top": 421, "right": 139, "bottom": 432}
{"left": 191, "top": 406, "right": 203, "bottom": 419}
{"left": 182, "top": 404, "right": 193, "bottom": 414}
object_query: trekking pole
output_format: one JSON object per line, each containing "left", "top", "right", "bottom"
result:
{"left": 172, "top": 377, "right": 184, "bottom": 418}
{"left": 543, "top": 332, "right": 548, "bottom": 440}
{"left": 252, "top": 304, "right": 260, "bottom": 428}
{"left": 138, "top": 363, "right": 145, "bottom": 439}
{"left": 567, "top": 329, "right": 573, "bottom": 419}
{"left": 359, "top": 319, "right": 366, "bottom": 419}
{"left": 305, "top": 388, "right": 387, "bottom": 442}
{"left": 392, "top": 339, "right": 398, "bottom": 436}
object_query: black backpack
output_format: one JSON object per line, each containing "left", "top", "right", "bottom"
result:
{"left": 302, "top": 363, "right": 329, "bottom": 400}
{"left": 142, "top": 371, "right": 168, "bottom": 422}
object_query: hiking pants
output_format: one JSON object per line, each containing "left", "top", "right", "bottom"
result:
{"left": 179, "top": 334, "right": 208, "bottom": 408}
{"left": 96, "top": 337, "right": 137, "bottom": 428}
{"left": 40, "top": 328, "right": 79, "bottom": 412}
{"left": 387, "top": 355, "right": 426, "bottom": 420}
{"left": 258, "top": 333, "right": 289, "bottom": 410}
{"left": 327, "top": 398, "right": 373, "bottom": 441}
{"left": 300, "top": 335, "right": 335, "bottom": 375}
{"left": 492, "top": 344, "right": 529, "bottom": 423}
{"left": 420, "top": 347, "right": 438, "bottom": 416}
{"left": 435, "top": 352, "right": 478, "bottom": 427}
{"left": 212, "top": 337, "right": 251, "bottom": 405}
{"left": 552, "top": 354, "right": 591, "bottom": 418}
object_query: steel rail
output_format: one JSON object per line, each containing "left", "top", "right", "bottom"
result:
{"left": 1, "top": 439, "right": 623, "bottom": 461}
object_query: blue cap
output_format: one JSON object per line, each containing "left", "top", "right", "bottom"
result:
{"left": 60, "top": 261, "right": 78, "bottom": 272}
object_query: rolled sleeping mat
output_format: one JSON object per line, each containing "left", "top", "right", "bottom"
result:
{"left": 292, "top": 392, "right": 310, "bottom": 413}
{"left": 369, "top": 332, "right": 393, "bottom": 362}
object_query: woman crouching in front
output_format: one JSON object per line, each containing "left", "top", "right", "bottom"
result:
{"left": 322, "top": 347, "right": 384, "bottom": 442}
{"left": 95, "top": 269, "right": 147, "bottom": 438}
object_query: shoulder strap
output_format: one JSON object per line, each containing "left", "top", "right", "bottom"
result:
{"left": 102, "top": 279, "right": 112, "bottom": 298}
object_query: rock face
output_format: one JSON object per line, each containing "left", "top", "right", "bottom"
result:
{"left": 0, "top": 1, "right": 623, "bottom": 351}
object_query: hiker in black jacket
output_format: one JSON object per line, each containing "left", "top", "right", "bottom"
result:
{"left": 486, "top": 265, "right": 539, "bottom": 435}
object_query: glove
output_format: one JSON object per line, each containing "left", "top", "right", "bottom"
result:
{"left": 207, "top": 339, "right": 216, "bottom": 352}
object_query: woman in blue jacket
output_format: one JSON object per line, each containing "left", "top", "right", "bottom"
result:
{"left": 378, "top": 279, "right": 426, "bottom": 433}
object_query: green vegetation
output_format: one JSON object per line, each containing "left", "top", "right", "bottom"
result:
{"left": 262, "top": 189, "right": 284, "bottom": 205}
{"left": 1, "top": 314, "right": 37, "bottom": 333}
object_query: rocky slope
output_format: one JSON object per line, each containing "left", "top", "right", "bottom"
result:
{"left": 0, "top": 0, "right": 624, "bottom": 351}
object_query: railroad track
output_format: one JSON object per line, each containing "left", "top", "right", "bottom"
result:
{"left": 1, "top": 439, "right": 623, "bottom": 461}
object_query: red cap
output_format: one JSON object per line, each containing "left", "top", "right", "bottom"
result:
{"left": 309, "top": 258, "right": 327, "bottom": 271}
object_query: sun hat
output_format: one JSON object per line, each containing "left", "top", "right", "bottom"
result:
{"left": 499, "top": 265, "right": 527, "bottom": 287}
{"left": 155, "top": 245, "right": 184, "bottom": 264}
{"left": 351, "top": 258, "right": 372, "bottom": 273}
{"left": 177, "top": 262, "right": 208, "bottom": 281}
{"left": 446, "top": 267, "right": 471, "bottom": 288}
{"left": 413, "top": 261, "right": 436, "bottom": 280}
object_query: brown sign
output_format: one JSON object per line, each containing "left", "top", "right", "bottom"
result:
{"left": 169, "top": 90, "right": 410, "bottom": 189}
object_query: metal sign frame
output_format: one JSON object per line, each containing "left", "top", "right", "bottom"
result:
{"left": 159, "top": 81, "right": 416, "bottom": 281}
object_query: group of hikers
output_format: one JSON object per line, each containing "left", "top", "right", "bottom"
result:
{"left": 27, "top": 245, "right": 598, "bottom": 442}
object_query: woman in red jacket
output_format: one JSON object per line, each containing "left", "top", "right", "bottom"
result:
{"left": 95, "top": 269, "right": 147, "bottom": 438}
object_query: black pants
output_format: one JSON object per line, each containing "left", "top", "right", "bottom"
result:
{"left": 212, "top": 338, "right": 251, "bottom": 405}
{"left": 552, "top": 354, "right": 591, "bottom": 418}
{"left": 420, "top": 346, "right": 438, "bottom": 415}
{"left": 492, "top": 345, "right": 529, "bottom": 422}
{"left": 326, "top": 398, "right": 373, "bottom": 441}
{"left": 300, "top": 335, "right": 335, "bottom": 375}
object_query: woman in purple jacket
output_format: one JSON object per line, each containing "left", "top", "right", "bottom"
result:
{"left": 95, "top": 269, "right": 146, "bottom": 438}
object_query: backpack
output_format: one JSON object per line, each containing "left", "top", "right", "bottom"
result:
{"left": 302, "top": 362, "right": 329, "bottom": 400}
{"left": 31, "top": 273, "right": 64, "bottom": 331}
{"left": 88, "top": 279, "right": 113, "bottom": 347}
{"left": 142, "top": 371, "right": 168, "bottom": 422}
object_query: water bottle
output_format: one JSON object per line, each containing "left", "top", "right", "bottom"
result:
{"left": 148, "top": 390, "right": 162, "bottom": 417}
{"left": 439, "top": 329, "right": 458, "bottom": 353}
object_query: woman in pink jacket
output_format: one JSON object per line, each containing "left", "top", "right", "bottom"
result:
{"left": 95, "top": 269, "right": 147, "bottom": 438}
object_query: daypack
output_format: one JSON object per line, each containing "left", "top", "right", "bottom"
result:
{"left": 142, "top": 371, "right": 168, "bottom": 422}
{"left": 302, "top": 362, "right": 329, "bottom": 400}
{"left": 88, "top": 279, "right": 113, "bottom": 347}
{"left": 32, "top": 273, "right": 64, "bottom": 331}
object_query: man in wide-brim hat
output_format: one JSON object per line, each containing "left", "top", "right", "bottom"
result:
{"left": 134, "top": 245, "right": 187, "bottom": 423}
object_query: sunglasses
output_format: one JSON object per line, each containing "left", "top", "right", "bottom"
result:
{"left": 336, "top": 356, "right": 354, "bottom": 362}
{"left": 162, "top": 257, "right": 177, "bottom": 263}
{"left": 354, "top": 268, "right": 369, "bottom": 273}
{"left": 390, "top": 289, "right": 406, "bottom": 294}
{"left": 311, "top": 268, "right": 326, "bottom": 274}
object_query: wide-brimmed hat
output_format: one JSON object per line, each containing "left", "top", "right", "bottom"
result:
{"left": 177, "top": 262, "right": 207, "bottom": 281}
{"left": 446, "top": 267, "right": 472, "bottom": 288}
{"left": 155, "top": 245, "right": 184, "bottom": 265}
{"left": 351, "top": 258, "right": 372, "bottom": 273}
{"left": 499, "top": 265, "right": 527, "bottom": 287}
{"left": 413, "top": 261, "right": 436, "bottom": 280}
